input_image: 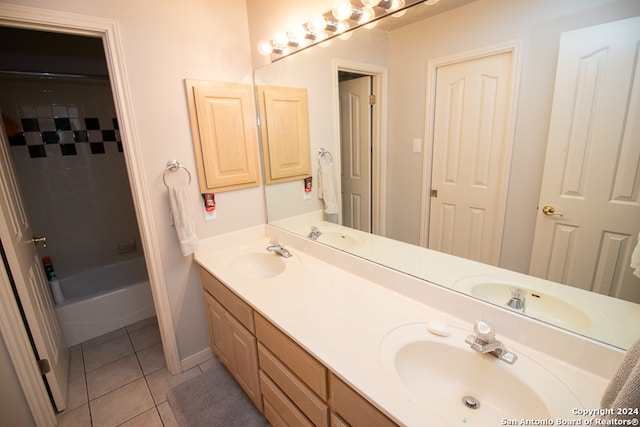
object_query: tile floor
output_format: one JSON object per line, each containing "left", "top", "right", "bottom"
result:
{"left": 56, "top": 316, "right": 212, "bottom": 427}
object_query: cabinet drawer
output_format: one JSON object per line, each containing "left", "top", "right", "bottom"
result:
{"left": 259, "top": 344, "right": 329, "bottom": 427}
{"left": 255, "top": 313, "right": 327, "bottom": 399}
{"left": 329, "top": 373, "right": 398, "bottom": 427}
{"left": 199, "top": 267, "right": 254, "bottom": 332}
{"left": 260, "top": 371, "right": 313, "bottom": 427}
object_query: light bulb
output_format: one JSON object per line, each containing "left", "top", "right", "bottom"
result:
{"left": 390, "top": 0, "right": 406, "bottom": 17}
{"left": 257, "top": 40, "right": 273, "bottom": 56}
{"left": 290, "top": 25, "right": 307, "bottom": 44}
{"left": 273, "top": 33, "right": 289, "bottom": 48}
{"left": 336, "top": 21, "right": 349, "bottom": 34}
{"left": 359, "top": 6, "right": 375, "bottom": 24}
{"left": 361, "top": 0, "right": 381, "bottom": 6}
{"left": 309, "top": 16, "right": 327, "bottom": 34}
{"left": 332, "top": 0, "right": 354, "bottom": 21}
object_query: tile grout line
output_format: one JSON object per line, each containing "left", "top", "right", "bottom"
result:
{"left": 59, "top": 319, "right": 182, "bottom": 426}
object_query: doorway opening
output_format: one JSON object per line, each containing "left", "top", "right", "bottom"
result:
{"left": 0, "top": 26, "right": 154, "bottom": 409}
{"left": 334, "top": 62, "right": 387, "bottom": 236}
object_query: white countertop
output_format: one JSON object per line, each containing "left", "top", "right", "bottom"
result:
{"left": 273, "top": 212, "right": 640, "bottom": 350}
{"left": 195, "top": 225, "right": 618, "bottom": 427}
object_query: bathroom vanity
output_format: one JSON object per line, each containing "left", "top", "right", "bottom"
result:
{"left": 196, "top": 225, "right": 620, "bottom": 427}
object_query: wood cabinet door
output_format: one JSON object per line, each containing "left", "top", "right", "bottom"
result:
{"left": 226, "top": 311, "right": 262, "bottom": 409}
{"left": 204, "top": 292, "right": 233, "bottom": 367}
{"left": 257, "top": 85, "right": 312, "bottom": 184}
{"left": 186, "top": 80, "right": 261, "bottom": 193}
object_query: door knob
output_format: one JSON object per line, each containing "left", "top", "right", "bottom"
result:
{"left": 32, "top": 236, "right": 47, "bottom": 248}
{"left": 542, "top": 205, "right": 563, "bottom": 217}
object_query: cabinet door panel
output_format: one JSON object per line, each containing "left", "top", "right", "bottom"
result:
{"left": 186, "top": 80, "right": 260, "bottom": 193}
{"left": 203, "top": 292, "right": 233, "bottom": 367}
{"left": 258, "top": 85, "right": 312, "bottom": 184}
{"left": 227, "top": 311, "right": 261, "bottom": 409}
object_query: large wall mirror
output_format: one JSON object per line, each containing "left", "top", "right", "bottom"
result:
{"left": 255, "top": 0, "right": 640, "bottom": 349}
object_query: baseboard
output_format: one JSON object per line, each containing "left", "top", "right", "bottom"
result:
{"left": 181, "top": 347, "right": 213, "bottom": 372}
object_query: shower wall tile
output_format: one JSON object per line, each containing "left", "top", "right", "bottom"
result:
{"left": 39, "top": 118, "right": 56, "bottom": 131}
{"left": 0, "top": 76, "right": 142, "bottom": 278}
{"left": 55, "top": 117, "right": 72, "bottom": 130}
{"left": 52, "top": 105, "right": 68, "bottom": 118}
{"left": 21, "top": 118, "right": 39, "bottom": 131}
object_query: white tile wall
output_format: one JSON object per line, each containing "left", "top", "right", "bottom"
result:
{"left": 0, "top": 76, "right": 143, "bottom": 278}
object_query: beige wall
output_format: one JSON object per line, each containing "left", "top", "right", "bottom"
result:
{"left": 0, "top": 0, "right": 263, "bottom": 361}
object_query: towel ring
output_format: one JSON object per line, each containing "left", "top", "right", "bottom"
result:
{"left": 163, "top": 160, "right": 192, "bottom": 188}
{"left": 318, "top": 148, "right": 333, "bottom": 165}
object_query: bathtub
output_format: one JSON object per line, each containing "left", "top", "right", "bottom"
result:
{"left": 55, "top": 257, "right": 156, "bottom": 346}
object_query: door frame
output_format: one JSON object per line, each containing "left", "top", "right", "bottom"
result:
{"left": 0, "top": 4, "right": 180, "bottom": 424}
{"left": 331, "top": 59, "right": 387, "bottom": 235}
{"left": 419, "top": 40, "right": 523, "bottom": 251}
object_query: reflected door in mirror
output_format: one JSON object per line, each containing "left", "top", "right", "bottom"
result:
{"left": 257, "top": 86, "right": 312, "bottom": 185}
{"left": 428, "top": 49, "right": 517, "bottom": 266}
{"left": 530, "top": 17, "right": 640, "bottom": 304}
{"left": 340, "top": 76, "right": 373, "bottom": 232}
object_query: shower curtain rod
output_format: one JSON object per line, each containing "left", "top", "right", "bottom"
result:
{"left": 0, "top": 70, "right": 109, "bottom": 80}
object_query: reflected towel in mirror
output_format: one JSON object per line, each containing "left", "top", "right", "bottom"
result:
{"left": 318, "top": 161, "right": 339, "bottom": 215}
{"left": 168, "top": 183, "right": 198, "bottom": 256}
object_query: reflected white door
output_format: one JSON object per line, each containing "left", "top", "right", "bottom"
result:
{"left": 339, "top": 76, "right": 372, "bottom": 232}
{"left": 0, "top": 126, "right": 68, "bottom": 410}
{"left": 530, "top": 17, "right": 640, "bottom": 304}
{"left": 429, "top": 50, "right": 516, "bottom": 265}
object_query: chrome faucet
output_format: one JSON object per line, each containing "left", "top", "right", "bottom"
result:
{"left": 308, "top": 226, "right": 322, "bottom": 240}
{"left": 465, "top": 320, "right": 517, "bottom": 364}
{"left": 507, "top": 287, "right": 526, "bottom": 313}
{"left": 266, "top": 237, "right": 292, "bottom": 258}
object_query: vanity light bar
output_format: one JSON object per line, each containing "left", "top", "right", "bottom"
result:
{"left": 258, "top": 0, "right": 431, "bottom": 61}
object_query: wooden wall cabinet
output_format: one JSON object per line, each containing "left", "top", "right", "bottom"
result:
{"left": 257, "top": 85, "right": 312, "bottom": 184}
{"left": 186, "top": 80, "right": 261, "bottom": 193}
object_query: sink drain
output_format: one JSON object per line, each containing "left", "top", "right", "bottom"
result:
{"left": 462, "top": 396, "right": 480, "bottom": 410}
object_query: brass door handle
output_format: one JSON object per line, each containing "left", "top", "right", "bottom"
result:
{"left": 32, "top": 236, "right": 47, "bottom": 248}
{"left": 542, "top": 205, "right": 563, "bottom": 217}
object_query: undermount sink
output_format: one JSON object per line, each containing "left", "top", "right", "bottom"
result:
{"left": 227, "top": 252, "right": 286, "bottom": 279}
{"left": 454, "top": 277, "right": 593, "bottom": 332}
{"left": 380, "top": 323, "right": 583, "bottom": 425}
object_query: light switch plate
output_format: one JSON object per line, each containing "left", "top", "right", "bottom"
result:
{"left": 412, "top": 138, "right": 422, "bottom": 153}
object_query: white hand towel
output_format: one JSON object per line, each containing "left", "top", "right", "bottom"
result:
{"left": 631, "top": 232, "right": 640, "bottom": 278}
{"left": 168, "top": 183, "right": 198, "bottom": 256}
{"left": 600, "top": 337, "right": 640, "bottom": 419}
{"left": 318, "top": 162, "right": 339, "bottom": 215}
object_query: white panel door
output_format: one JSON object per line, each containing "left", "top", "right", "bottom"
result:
{"left": 0, "top": 125, "right": 68, "bottom": 410}
{"left": 429, "top": 50, "right": 515, "bottom": 265}
{"left": 530, "top": 17, "right": 640, "bottom": 304}
{"left": 339, "top": 76, "right": 372, "bottom": 232}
